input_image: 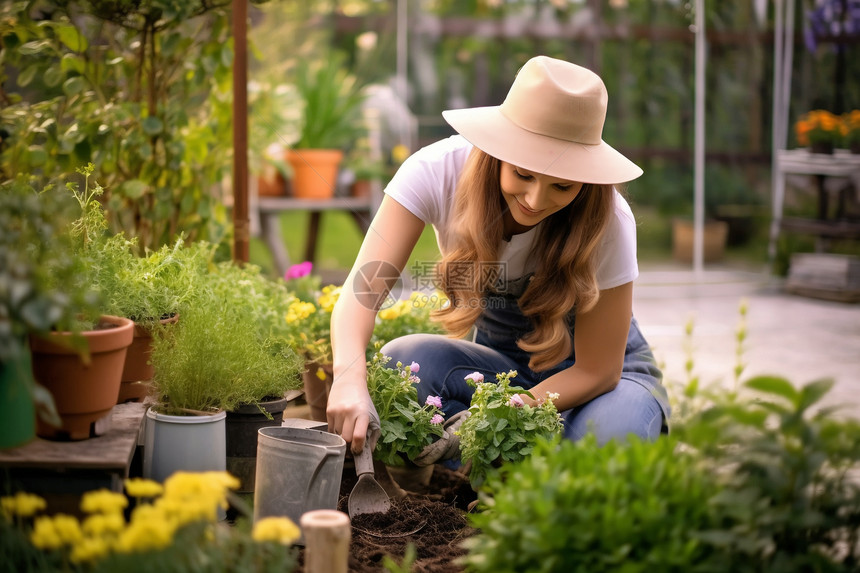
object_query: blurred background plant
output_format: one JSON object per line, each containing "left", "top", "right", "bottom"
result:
{"left": 0, "top": 1, "right": 237, "bottom": 252}
{"left": 794, "top": 109, "right": 843, "bottom": 147}
{"left": 368, "top": 291, "right": 447, "bottom": 357}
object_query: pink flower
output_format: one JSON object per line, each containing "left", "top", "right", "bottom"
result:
{"left": 410, "top": 361, "right": 420, "bottom": 373}
{"left": 509, "top": 394, "right": 525, "bottom": 408}
{"left": 284, "top": 261, "right": 313, "bottom": 280}
{"left": 425, "top": 395, "right": 443, "bottom": 409}
{"left": 464, "top": 372, "right": 484, "bottom": 383}
{"left": 430, "top": 414, "right": 444, "bottom": 425}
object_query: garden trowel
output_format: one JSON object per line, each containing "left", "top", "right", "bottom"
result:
{"left": 348, "top": 444, "right": 391, "bottom": 518}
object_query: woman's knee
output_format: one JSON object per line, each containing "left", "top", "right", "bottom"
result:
{"left": 563, "top": 379, "right": 664, "bottom": 445}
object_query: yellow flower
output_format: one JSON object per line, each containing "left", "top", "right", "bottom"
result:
{"left": 317, "top": 285, "right": 341, "bottom": 313}
{"left": 378, "top": 306, "right": 401, "bottom": 321}
{"left": 82, "top": 512, "right": 126, "bottom": 537}
{"left": 115, "top": 507, "right": 175, "bottom": 553}
{"left": 252, "top": 516, "right": 301, "bottom": 545}
{"left": 30, "top": 514, "right": 83, "bottom": 550}
{"left": 80, "top": 489, "right": 128, "bottom": 514}
{"left": 124, "top": 478, "right": 163, "bottom": 499}
{"left": 391, "top": 143, "right": 410, "bottom": 164}
{"left": 285, "top": 300, "right": 316, "bottom": 323}
{"left": 70, "top": 535, "right": 111, "bottom": 564}
{"left": 1, "top": 491, "right": 46, "bottom": 519}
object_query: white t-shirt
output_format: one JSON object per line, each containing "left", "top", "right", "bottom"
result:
{"left": 384, "top": 135, "right": 639, "bottom": 289}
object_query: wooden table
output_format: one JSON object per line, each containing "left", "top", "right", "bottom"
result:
{"left": 0, "top": 403, "right": 147, "bottom": 514}
{"left": 257, "top": 195, "right": 380, "bottom": 277}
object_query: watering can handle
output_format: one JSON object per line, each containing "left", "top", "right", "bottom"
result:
{"left": 354, "top": 444, "right": 375, "bottom": 477}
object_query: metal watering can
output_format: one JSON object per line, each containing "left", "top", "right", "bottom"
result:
{"left": 253, "top": 424, "right": 346, "bottom": 543}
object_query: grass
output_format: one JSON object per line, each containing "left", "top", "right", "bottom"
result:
{"left": 249, "top": 210, "right": 441, "bottom": 279}
{"left": 249, "top": 206, "right": 780, "bottom": 283}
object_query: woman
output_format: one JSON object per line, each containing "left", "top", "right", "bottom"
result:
{"left": 328, "top": 55, "right": 670, "bottom": 457}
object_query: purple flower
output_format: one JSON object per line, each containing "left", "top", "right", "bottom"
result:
{"left": 284, "top": 261, "right": 313, "bottom": 280}
{"left": 430, "top": 414, "right": 444, "bottom": 425}
{"left": 410, "top": 361, "right": 420, "bottom": 373}
{"left": 464, "top": 372, "right": 484, "bottom": 383}
{"left": 509, "top": 394, "right": 525, "bottom": 408}
{"left": 425, "top": 395, "right": 443, "bottom": 409}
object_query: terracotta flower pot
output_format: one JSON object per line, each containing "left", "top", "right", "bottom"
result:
{"left": 303, "top": 362, "right": 334, "bottom": 423}
{"left": 118, "top": 314, "right": 179, "bottom": 404}
{"left": 671, "top": 219, "right": 729, "bottom": 264}
{"left": 30, "top": 315, "right": 134, "bottom": 441}
{"left": 287, "top": 149, "right": 343, "bottom": 199}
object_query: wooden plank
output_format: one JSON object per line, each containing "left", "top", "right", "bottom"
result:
{"left": 0, "top": 403, "right": 146, "bottom": 472}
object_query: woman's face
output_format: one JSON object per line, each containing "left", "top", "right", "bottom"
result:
{"left": 499, "top": 161, "right": 584, "bottom": 232}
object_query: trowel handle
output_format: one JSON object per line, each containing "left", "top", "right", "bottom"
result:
{"left": 355, "top": 444, "right": 375, "bottom": 477}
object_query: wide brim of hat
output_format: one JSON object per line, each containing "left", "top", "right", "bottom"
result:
{"left": 442, "top": 106, "right": 643, "bottom": 185}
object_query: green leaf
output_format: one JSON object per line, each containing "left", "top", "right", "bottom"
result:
{"left": 745, "top": 376, "right": 798, "bottom": 404}
{"left": 18, "top": 39, "right": 50, "bottom": 56}
{"left": 43, "top": 64, "right": 63, "bottom": 88}
{"left": 17, "top": 65, "right": 38, "bottom": 87}
{"left": 26, "top": 146, "right": 48, "bottom": 167}
{"left": 55, "top": 23, "right": 88, "bottom": 52}
{"left": 62, "top": 76, "right": 85, "bottom": 96}
{"left": 119, "top": 180, "right": 147, "bottom": 199}
{"left": 797, "top": 379, "right": 834, "bottom": 412}
{"left": 141, "top": 116, "right": 164, "bottom": 135}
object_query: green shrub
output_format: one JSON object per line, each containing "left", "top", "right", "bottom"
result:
{"left": 463, "top": 434, "right": 724, "bottom": 573}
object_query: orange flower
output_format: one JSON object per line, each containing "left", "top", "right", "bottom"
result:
{"left": 794, "top": 110, "right": 841, "bottom": 147}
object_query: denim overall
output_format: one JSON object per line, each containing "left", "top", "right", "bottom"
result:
{"left": 381, "top": 274, "right": 670, "bottom": 444}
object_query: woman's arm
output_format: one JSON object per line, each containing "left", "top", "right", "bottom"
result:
{"left": 328, "top": 195, "right": 426, "bottom": 452}
{"left": 520, "top": 282, "right": 633, "bottom": 411}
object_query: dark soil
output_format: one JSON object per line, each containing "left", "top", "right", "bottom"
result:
{"left": 298, "top": 464, "right": 479, "bottom": 572}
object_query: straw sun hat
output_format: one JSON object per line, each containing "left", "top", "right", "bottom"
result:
{"left": 442, "top": 55, "right": 643, "bottom": 185}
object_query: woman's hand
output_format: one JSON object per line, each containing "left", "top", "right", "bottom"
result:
{"left": 327, "top": 373, "right": 380, "bottom": 454}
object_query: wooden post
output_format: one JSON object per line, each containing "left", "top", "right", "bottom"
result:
{"left": 300, "top": 510, "right": 351, "bottom": 573}
{"left": 232, "top": 0, "right": 250, "bottom": 264}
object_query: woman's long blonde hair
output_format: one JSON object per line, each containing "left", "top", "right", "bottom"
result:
{"left": 433, "top": 149, "right": 616, "bottom": 371}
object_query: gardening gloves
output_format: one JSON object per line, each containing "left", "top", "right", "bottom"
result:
{"left": 412, "top": 410, "right": 470, "bottom": 467}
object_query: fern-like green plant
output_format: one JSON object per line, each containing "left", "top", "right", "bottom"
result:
{"left": 149, "top": 262, "right": 304, "bottom": 415}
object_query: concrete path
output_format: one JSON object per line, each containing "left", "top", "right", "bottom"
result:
{"left": 633, "top": 264, "right": 860, "bottom": 417}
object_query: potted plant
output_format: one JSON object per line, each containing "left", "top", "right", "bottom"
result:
{"left": 287, "top": 52, "right": 368, "bottom": 199}
{"left": 25, "top": 166, "right": 136, "bottom": 441}
{"left": 365, "top": 351, "right": 445, "bottom": 490}
{"left": 842, "top": 109, "right": 860, "bottom": 154}
{"left": 145, "top": 259, "right": 304, "bottom": 484}
{"left": 343, "top": 137, "right": 387, "bottom": 198}
{"left": 95, "top": 237, "right": 206, "bottom": 403}
{"left": 457, "top": 370, "right": 564, "bottom": 489}
{"left": 0, "top": 177, "right": 100, "bottom": 448}
{"left": 249, "top": 81, "right": 302, "bottom": 197}
{"left": 794, "top": 109, "right": 842, "bottom": 154}
{"left": 211, "top": 261, "right": 306, "bottom": 492}
{"left": 282, "top": 279, "right": 341, "bottom": 422}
